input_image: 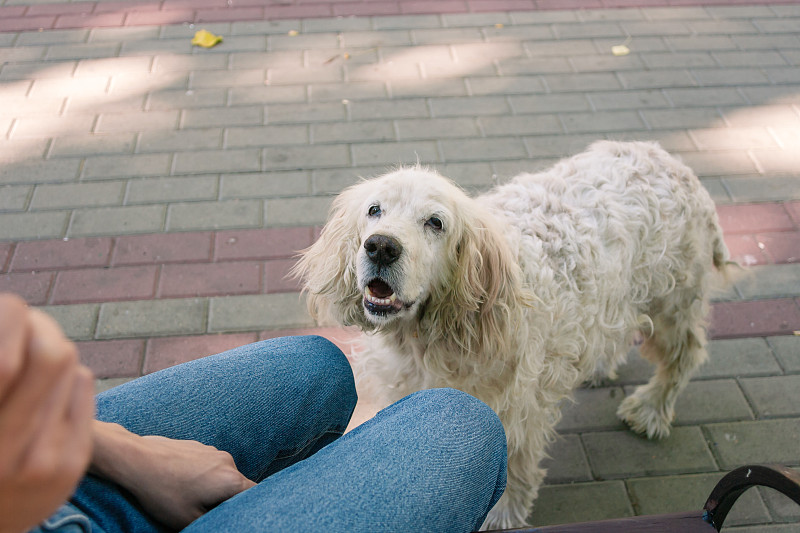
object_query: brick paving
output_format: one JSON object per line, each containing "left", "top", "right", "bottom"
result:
{"left": 1, "top": 0, "right": 799, "bottom": 530}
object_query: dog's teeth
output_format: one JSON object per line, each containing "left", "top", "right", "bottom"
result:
{"left": 365, "top": 287, "right": 396, "bottom": 306}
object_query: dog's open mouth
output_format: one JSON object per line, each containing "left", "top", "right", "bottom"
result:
{"left": 363, "top": 279, "right": 404, "bottom": 315}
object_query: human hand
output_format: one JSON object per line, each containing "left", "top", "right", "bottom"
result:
{"left": 0, "top": 294, "right": 96, "bottom": 533}
{"left": 91, "top": 422, "right": 256, "bottom": 530}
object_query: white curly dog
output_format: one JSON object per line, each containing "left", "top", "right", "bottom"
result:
{"left": 294, "top": 141, "right": 731, "bottom": 530}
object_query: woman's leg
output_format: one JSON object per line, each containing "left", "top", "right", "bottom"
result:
{"left": 68, "top": 336, "right": 357, "bottom": 533}
{"left": 187, "top": 388, "right": 508, "bottom": 533}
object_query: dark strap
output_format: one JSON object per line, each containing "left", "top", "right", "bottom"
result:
{"left": 703, "top": 464, "right": 800, "bottom": 531}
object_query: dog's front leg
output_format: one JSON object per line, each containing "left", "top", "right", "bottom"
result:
{"left": 481, "top": 448, "right": 544, "bottom": 530}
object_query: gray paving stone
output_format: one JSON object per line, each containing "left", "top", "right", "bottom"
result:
{"left": 627, "top": 472, "right": 770, "bottom": 526}
{"left": 619, "top": 69, "right": 698, "bottom": 90}
{"left": 440, "top": 137, "right": 527, "bottom": 162}
{"left": 351, "top": 140, "right": 438, "bottom": 166}
{"left": 510, "top": 94, "right": 590, "bottom": 114}
{"left": 0, "top": 139, "right": 49, "bottom": 161}
{"left": 172, "top": 149, "right": 260, "bottom": 175}
{"left": 220, "top": 171, "right": 311, "bottom": 199}
{"left": 15, "top": 29, "right": 90, "bottom": 46}
{"left": 698, "top": 338, "right": 783, "bottom": 379}
{"left": 705, "top": 419, "right": 800, "bottom": 469}
{"left": 689, "top": 127, "right": 777, "bottom": 151}
{"left": 208, "top": 293, "right": 313, "bottom": 332}
{"left": 263, "top": 144, "right": 350, "bottom": 171}
{"left": 588, "top": 89, "right": 671, "bottom": 111}
{"left": 267, "top": 66, "right": 344, "bottom": 86}
{"left": 264, "top": 195, "right": 332, "bottom": 227}
{"left": 479, "top": 114, "right": 562, "bottom": 137}
{"left": 541, "top": 434, "right": 593, "bottom": 484}
{"left": 583, "top": 426, "right": 716, "bottom": 479}
{"left": 11, "top": 114, "right": 96, "bottom": 139}
{"left": 0, "top": 185, "right": 30, "bottom": 211}
{"left": 496, "top": 56, "right": 572, "bottom": 76}
{"left": 759, "top": 484, "right": 800, "bottom": 523}
{"left": 229, "top": 50, "right": 302, "bottom": 70}
{"left": 666, "top": 35, "right": 737, "bottom": 51}
{"left": 692, "top": 68, "right": 770, "bottom": 87}
{"left": 544, "top": 72, "right": 622, "bottom": 93}
{"left": 182, "top": 106, "right": 264, "bottom": 129}
{"left": 126, "top": 175, "right": 219, "bottom": 204}
{"left": 555, "top": 386, "right": 628, "bottom": 434}
{"left": 49, "top": 133, "right": 136, "bottom": 157}
{"left": 138, "top": 128, "right": 224, "bottom": 153}
{"left": 31, "top": 181, "right": 125, "bottom": 210}
{"left": 466, "top": 76, "right": 546, "bottom": 96}
{"left": 531, "top": 481, "right": 633, "bottom": 527}
{"left": 311, "top": 166, "right": 383, "bottom": 195}
{"left": 522, "top": 39, "right": 598, "bottom": 58}
{"left": 664, "top": 87, "right": 749, "bottom": 107}
{"left": 348, "top": 98, "right": 429, "bottom": 120}
{"left": 523, "top": 134, "right": 599, "bottom": 159}
{"left": 226, "top": 125, "right": 309, "bottom": 148}
{"left": 560, "top": 111, "right": 645, "bottom": 133}
{"left": 309, "top": 81, "right": 387, "bottom": 102}
{"left": 313, "top": 121, "right": 394, "bottom": 144}
{"left": 430, "top": 96, "right": 510, "bottom": 117}
{"left": 96, "top": 110, "right": 180, "bottom": 133}
{"left": 167, "top": 199, "right": 261, "bottom": 231}
{"left": 767, "top": 336, "right": 800, "bottom": 373}
{"left": 740, "top": 375, "right": 800, "bottom": 418}
{"left": 675, "top": 150, "right": 759, "bottom": 177}
{"left": 69, "top": 205, "right": 165, "bottom": 237}
{"left": 0, "top": 211, "right": 68, "bottom": 240}
{"left": 82, "top": 153, "right": 172, "bottom": 180}
{"left": 671, "top": 379, "right": 754, "bottom": 426}
{"left": 553, "top": 21, "right": 626, "bottom": 40}
{"left": 40, "top": 303, "right": 99, "bottom": 341}
{"left": 230, "top": 86, "right": 305, "bottom": 107}
{"left": 97, "top": 298, "right": 207, "bottom": 339}
{"left": 267, "top": 32, "right": 340, "bottom": 51}
{"left": 266, "top": 102, "right": 346, "bottom": 124}
{"left": 724, "top": 176, "right": 800, "bottom": 203}
{"left": 734, "top": 264, "right": 800, "bottom": 300}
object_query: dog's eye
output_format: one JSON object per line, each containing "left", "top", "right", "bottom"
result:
{"left": 425, "top": 216, "right": 444, "bottom": 232}
{"left": 368, "top": 205, "right": 381, "bottom": 217}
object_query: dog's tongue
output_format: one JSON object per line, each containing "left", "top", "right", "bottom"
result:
{"left": 368, "top": 279, "right": 394, "bottom": 298}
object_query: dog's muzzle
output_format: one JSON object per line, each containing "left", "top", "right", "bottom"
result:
{"left": 363, "top": 234, "right": 405, "bottom": 316}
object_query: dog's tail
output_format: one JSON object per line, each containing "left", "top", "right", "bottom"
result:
{"left": 711, "top": 216, "right": 741, "bottom": 285}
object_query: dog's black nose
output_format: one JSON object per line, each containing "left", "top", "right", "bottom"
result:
{"left": 364, "top": 234, "right": 402, "bottom": 266}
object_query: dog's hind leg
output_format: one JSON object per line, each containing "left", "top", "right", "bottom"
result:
{"left": 617, "top": 282, "right": 710, "bottom": 439}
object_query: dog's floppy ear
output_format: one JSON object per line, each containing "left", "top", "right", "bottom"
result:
{"left": 422, "top": 201, "right": 526, "bottom": 359}
{"left": 291, "top": 184, "right": 365, "bottom": 327}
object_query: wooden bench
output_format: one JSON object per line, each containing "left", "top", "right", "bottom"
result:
{"left": 487, "top": 464, "right": 800, "bottom": 532}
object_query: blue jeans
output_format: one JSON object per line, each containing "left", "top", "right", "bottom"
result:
{"left": 33, "top": 336, "right": 507, "bottom": 533}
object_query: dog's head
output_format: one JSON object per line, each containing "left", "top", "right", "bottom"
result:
{"left": 294, "top": 167, "right": 523, "bottom": 353}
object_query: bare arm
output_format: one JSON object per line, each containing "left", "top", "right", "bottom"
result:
{"left": 89, "top": 407, "right": 256, "bottom": 530}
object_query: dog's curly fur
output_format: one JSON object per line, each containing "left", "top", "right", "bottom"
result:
{"left": 293, "top": 141, "right": 731, "bottom": 529}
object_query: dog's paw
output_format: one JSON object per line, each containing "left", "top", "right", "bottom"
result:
{"left": 482, "top": 500, "right": 530, "bottom": 531}
{"left": 617, "top": 393, "right": 672, "bottom": 440}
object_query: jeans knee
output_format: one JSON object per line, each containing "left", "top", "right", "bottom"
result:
{"left": 289, "top": 335, "right": 357, "bottom": 409}
{"left": 406, "top": 388, "right": 506, "bottom": 447}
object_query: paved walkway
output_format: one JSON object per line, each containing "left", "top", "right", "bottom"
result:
{"left": 1, "top": 1, "right": 799, "bottom": 529}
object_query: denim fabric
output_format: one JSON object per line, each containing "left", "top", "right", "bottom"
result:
{"left": 34, "top": 335, "right": 506, "bottom": 533}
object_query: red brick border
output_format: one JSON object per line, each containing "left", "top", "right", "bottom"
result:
{"left": 1, "top": 0, "right": 799, "bottom": 33}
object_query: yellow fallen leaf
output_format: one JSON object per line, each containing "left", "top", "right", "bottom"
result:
{"left": 611, "top": 44, "right": 630, "bottom": 56}
{"left": 288, "top": 30, "right": 299, "bottom": 36}
{"left": 191, "top": 29, "right": 223, "bottom": 48}
{"left": 495, "top": 23, "right": 504, "bottom": 29}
